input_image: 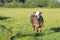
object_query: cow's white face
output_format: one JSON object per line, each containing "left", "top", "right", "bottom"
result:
{"left": 35, "top": 11, "right": 40, "bottom": 19}
{"left": 35, "top": 11, "right": 40, "bottom": 16}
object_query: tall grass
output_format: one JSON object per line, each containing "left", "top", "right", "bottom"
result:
{"left": 0, "top": 8, "right": 60, "bottom": 40}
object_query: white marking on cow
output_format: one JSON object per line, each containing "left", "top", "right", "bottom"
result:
{"left": 35, "top": 11, "right": 40, "bottom": 19}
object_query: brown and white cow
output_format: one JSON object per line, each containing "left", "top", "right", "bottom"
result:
{"left": 30, "top": 11, "right": 44, "bottom": 33}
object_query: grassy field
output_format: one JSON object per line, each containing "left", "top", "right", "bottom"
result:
{"left": 0, "top": 8, "right": 60, "bottom": 40}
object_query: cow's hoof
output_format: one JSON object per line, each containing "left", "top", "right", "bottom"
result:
{"left": 34, "top": 33, "right": 39, "bottom": 37}
{"left": 40, "top": 32, "right": 42, "bottom": 35}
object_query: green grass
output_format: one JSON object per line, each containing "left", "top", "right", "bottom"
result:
{"left": 0, "top": 8, "right": 60, "bottom": 40}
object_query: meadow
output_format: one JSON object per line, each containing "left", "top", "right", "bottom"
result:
{"left": 0, "top": 8, "right": 60, "bottom": 40}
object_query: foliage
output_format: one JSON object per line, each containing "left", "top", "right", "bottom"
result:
{"left": 4, "top": 2, "right": 24, "bottom": 8}
{"left": 0, "top": 0, "right": 60, "bottom": 8}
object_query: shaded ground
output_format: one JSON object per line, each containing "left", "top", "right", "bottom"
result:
{"left": 0, "top": 25, "right": 12, "bottom": 33}
{"left": 51, "top": 27, "right": 60, "bottom": 32}
{"left": 0, "top": 16, "right": 10, "bottom": 20}
{"left": 10, "top": 32, "right": 45, "bottom": 40}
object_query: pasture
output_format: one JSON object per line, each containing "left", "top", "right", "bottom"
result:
{"left": 0, "top": 8, "right": 60, "bottom": 40}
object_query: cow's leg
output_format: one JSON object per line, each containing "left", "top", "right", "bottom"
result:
{"left": 32, "top": 25, "right": 35, "bottom": 33}
{"left": 39, "top": 28, "right": 42, "bottom": 35}
{"left": 36, "top": 27, "right": 38, "bottom": 33}
{"left": 36, "top": 24, "right": 39, "bottom": 33}
{"left": 39, "top": 22, "right": 43, "bottom": 33}
{"left": 40, "top": 28, "right": 42, "bottom": 33}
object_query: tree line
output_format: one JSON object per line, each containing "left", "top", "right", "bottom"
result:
{"left": 0, "top": 0, "right": 60, "bottom": 8}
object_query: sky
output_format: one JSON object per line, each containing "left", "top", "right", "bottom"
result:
{"left": 57, "top": 0, "right": 60, "bottom": 3}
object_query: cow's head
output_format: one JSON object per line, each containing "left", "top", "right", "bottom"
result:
{"left": 34, "top": 11, "right": 42, "bottom": 16}
{"left": 33, "top": 11, "right": 42, "bottom": 19}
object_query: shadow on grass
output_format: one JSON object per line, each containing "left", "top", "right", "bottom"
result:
{"left": 16, "top": 33, "right": 33, "bottom": 38}
{"left": 50, "top": 27, "right": 60, "bottom": 32}
{"left": 10, "top": 33, "right": 44, "bottom": 40}
{"left": 10, "top": 32, "right": 45, "bottom": 40}
{"left": 44, "top": 26, "right": 60, "bottom": 35}
{"left": 10, "top": 32, "right": 45, "bottom": 39}
{"left": 0, "top": 25, "right": 12, "bottom": 33}
{"left": 10, "top": 26, "right": 60, "bottom": 40}
{"left": 10, "top": 36, "right": 16, "bottom": 40}
{"left": 16, "top": 32, "right": 45, "bottom": 38}
{"left": 0, "top": 16, "right": 10, "bottom": 20}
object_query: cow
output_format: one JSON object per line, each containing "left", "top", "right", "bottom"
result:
{"left": 30, "top": 11, "right": 44, "bottom": 34}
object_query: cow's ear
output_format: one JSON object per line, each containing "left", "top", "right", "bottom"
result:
{"left": 39, "top": 12, "right": 42, "bottom": 15}
{"left": 33, "top": 12, "right": 36, "bottom": 14}
{"left": 39, "top": 12, "right": 42, "bottom": 14}
{"left": 40, "top": 12, "right": 42, "bottom": 14}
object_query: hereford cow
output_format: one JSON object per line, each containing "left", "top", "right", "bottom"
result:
{"left": 30, "top": 11, "right": 44, "bottom": 34}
